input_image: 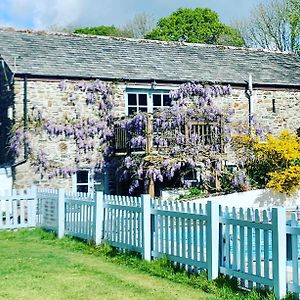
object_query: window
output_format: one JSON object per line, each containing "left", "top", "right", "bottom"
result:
{"left": 126, "top": 89, "right": 171, "bottom": 115}
{"left": 153, "top": 94, "right": 172, "bottom": 111}
{"left": 127, "top": 93, "right": 148, "bottom": 115}
{"left": 76, "top": 170, "right": 89, "bottom": 193}
{"left": 73, "top": 169, "right": 103, "bottom": 193}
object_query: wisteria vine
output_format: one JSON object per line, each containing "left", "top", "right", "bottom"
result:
{"left": 10, "top": 79, "right": 270, "bottom": 195}
{"left": 10, "top": 79, "right": 115, "bottom": 179}
{"left": 117, "top": 82, "right": 237, "bottom": 195}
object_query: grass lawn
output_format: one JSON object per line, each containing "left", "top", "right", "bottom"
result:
{"left": 0, "top": 229, "right": 215, "bottom": 300}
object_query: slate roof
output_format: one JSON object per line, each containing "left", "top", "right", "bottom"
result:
{"left": 0, "top": 28, "right": 300, "bottom": 86}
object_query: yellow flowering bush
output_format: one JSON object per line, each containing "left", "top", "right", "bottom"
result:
{"left": 267, "top": 166, "right": 300, "bottom": 195}
{"left": 233, "top": 130, "right": 300, "bottom": 195}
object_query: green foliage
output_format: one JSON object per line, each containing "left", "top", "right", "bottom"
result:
{"left": 145, "top": 7, "right": 244, "bottom": 46}
{"left": 179, "top": 187, "right": 205, "bottom": 199}
{"left": 219, "top": 167, "right": 251, "bottom": 194}
{"left": 74, "top": 25, "right": 132, "bottom": 37}
{"left": 216, "top": 25, "right": 245, "bottom": 47}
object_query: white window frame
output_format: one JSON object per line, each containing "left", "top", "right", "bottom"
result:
{"left": 125, "top": 88, "right": 171, "bottom": 115}
{"left": 72, "top": 169, "right": 103, "bottom": 194}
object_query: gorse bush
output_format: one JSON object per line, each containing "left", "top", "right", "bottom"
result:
{"left": 234, "top": 130, "right": 300, "bottom": 195}
{"left": 267, "top": 165, "right": 300, "bottom": 195}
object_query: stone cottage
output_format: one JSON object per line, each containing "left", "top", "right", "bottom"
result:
{"left": 0, "top": 28, "right": 299, "bottom": 195}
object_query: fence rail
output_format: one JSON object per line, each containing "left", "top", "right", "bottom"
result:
{"left": 65, "top": 192, "right": 95, "bottom": 241}
{"left": 103, "top": 194, "right": 143, "bottom": 253}
{"left": 1, "top": 186, "right": 300, "bottom": 299}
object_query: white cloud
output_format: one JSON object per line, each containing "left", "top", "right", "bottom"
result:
{"left": 3, "top": 0, "right": 134, "bottom": 29}
{"left": 2, "top": 0, "right": 262, "bottom": 30}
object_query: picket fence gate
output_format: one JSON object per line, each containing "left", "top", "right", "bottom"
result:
{"left": 2, "top": 186, "right": 300, "bottom": 299}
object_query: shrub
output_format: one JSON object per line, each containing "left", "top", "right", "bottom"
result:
{"left": 233, "top": 130, "right": 300, "bottom": 195}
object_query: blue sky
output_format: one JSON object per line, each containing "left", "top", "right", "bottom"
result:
{"left": 0, "top": 0, "right": 262, "bottom": 30}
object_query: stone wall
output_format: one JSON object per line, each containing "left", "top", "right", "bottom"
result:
{"left": 254, "top": 89, "right": 300, "bottom": 133}
{"left": 13, "top": 78, "right": 125, "bottom": 189}
{"left": 11, "top": 78, "right": 300, "bottom": 189}
{"left": 217, "top": 87, "right": 300, "bottom": 134}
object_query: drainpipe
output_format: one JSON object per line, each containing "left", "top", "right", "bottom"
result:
{"left": 23, "top": 75, "right": 28, "bottom": 159}
{"left": 245, "top": 73, "right": 254, "bottom": 132}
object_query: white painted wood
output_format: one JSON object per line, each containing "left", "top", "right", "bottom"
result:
{"left": 95, "top": 191, "right": 104, "bottom": 245}
{"left": 206, "top": 201, "right": 219, "bottom": 280}
{"left": 172, "top": 189, "right": 300, "bottom": 209}
{"left": 142, "top": 194, "right": 151, "bottom": 261}
{"left": 57, "top": 188, "right": 65, "bottom": 239}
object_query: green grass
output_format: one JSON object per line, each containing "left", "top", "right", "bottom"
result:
{"left": 0, "top": 229, "right": 214, "bottom": 300}
{"left": 0, "top": 229, "right": 295, "bottom": 300}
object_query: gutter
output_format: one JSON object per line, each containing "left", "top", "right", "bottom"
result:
{"left": 13, "top": 72, "right": 300, "bottom": 90}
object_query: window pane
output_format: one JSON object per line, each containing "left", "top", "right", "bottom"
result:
{"left": 128, "top": 107, "right": 137, "bottom": 115}
{"left": 77, "top": 170, "right": 88, "bottom": 183}
{"left": 139, "top": 107, "right": 147, "bottom": 113}
{"left": 77, "top": 185, "right": 88, "bottom": 193}
{"left": 153, "top": 94, "right": 161, "bottom": 106}
{"left": 128, "top": 94, "right": 137, "bottom": 105}
{"left": 138, "top": 94, "right": 147, "bottom": 106}
{"left": 163, "top": 94, "right": 172, "bottom": 106}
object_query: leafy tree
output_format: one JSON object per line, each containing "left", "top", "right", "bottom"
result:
{"left": 74, "top": 25, "right": 131, "bottom": 38}
{"left": 145, "top": 8, "right": 244, "bottom": 46}
{"left": 237, "top": 0, "right": 300, "bottom": 53}
{"left": 216, "top": 26, "right": 245, "bottom": 47}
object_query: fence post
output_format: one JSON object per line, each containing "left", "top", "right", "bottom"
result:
{"left": 29, "top": 185, "right": 37, "bottom": 227}
{"left": 142, "top": 194, "right": 151, "bottom": 261}
{"left": 95, "top": 191, "right": 104, "bottom": 245}
{"left": 57, "top": 188, "right": 65, "bottom": 239}
{"left": 206, "top": 201, "right": 219, "bottom": 280}
{"left": 272, "top": 207, "right": 286, "bottom": 299}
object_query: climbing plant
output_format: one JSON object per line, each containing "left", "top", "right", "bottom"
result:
{"left": 117, "top": 82, "right": 238, "bottom": 195}
{"left": 10, "top": 79, "right": 277, "bottom": 196}
{"left": 10, "top": 80, "right": 116, "bottom": 179}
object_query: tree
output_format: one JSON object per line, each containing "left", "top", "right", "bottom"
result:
{"left": 237, "top": 0, "right": 300, "bottom": 53}
{"left": 145, "top": 8, "right": 244, "bottom": 46}
{"left": 123, "top": 13, "right": 155, "bottom": 39}
{"left": 74, "top": 25, "right": 131, "bottom": 38}
{"left": 216, "top": 26, "right": 245, "bottom": 47}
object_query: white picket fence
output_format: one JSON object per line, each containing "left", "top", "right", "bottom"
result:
{"left": 0, "top": 188, "right": 36, "bottom": 229}
{"left": 2, "top": 187, "right": 300, "bottom": 299}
